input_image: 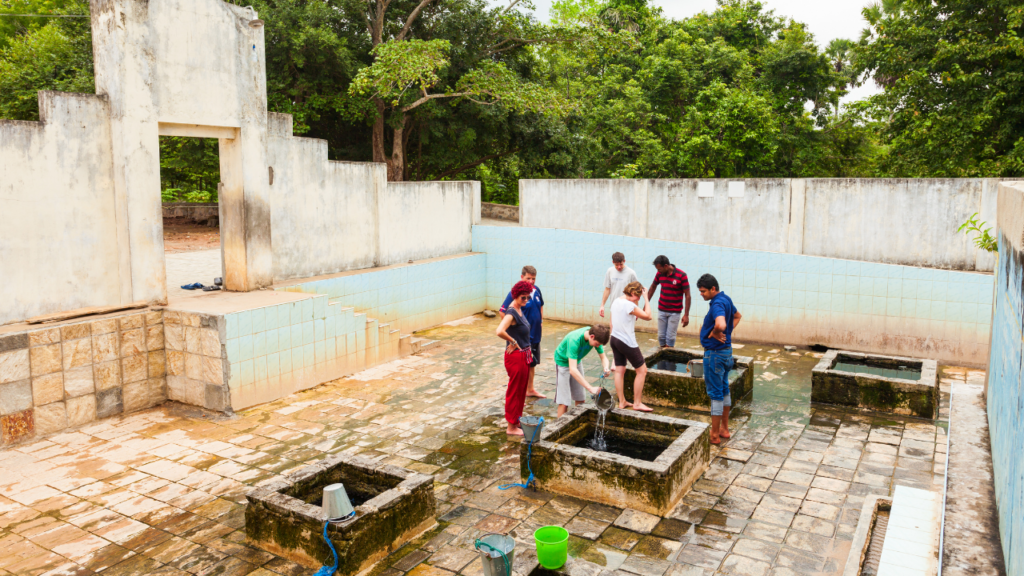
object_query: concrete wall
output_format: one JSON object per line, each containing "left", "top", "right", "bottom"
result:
{"left": 482, "top": 202, "right": 519, "bottom": 222}
{"left": 379, "top": 181, "right": 478, "bottom": 267}
{"left": 986, "top": 181, "right": 1024, "bottom": 576}
{"left": 0, "top": 92, "right": 122, "bottom": 325}
{"left": 268, "top": 114, "right": 384, "bottom": 281}
{"left": 520, "top": 178, "right": 999, "bottom": 272}
{"left": 267, "top": 114, "right": 479, "bottom": 280}
{"left": 476, "top": 225, "right": 993, "bottom": 366}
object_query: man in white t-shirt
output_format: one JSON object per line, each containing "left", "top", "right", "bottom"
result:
{"left": 600, "top": 252, "right": 638, "bottom": 318}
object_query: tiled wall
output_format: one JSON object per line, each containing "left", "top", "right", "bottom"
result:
{"left": 277, "top": 254, "right": 487, "bottom": 334}
{"left": 163, "top": 310, "right": 230, "bottom": 412}
{"left": 221, "top": 254, "right": 486, "bottom": 411}
{"left": 987, "top": 232, "right": 1023, "bottom": 576}
{"left": 0, "top": 310, "right": 166, "bottom": 446}
{"left": 475, "top": 225, "right": 993, "bottom": 366}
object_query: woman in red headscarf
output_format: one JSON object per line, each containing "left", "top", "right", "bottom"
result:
{"left": 496, "top": 280, "right": 535, "bottom": 436}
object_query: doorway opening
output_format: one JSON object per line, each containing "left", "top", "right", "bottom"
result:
{"left": 159, "top": 135, "right": 224, "bottom": 298}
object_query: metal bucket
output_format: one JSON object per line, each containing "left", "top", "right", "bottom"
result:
{"left": 593, "top": 387, "right": 614, "bottom": 411}
{"left": 688, "top": 359, "right": 704, "bottom": 378}
{"left": 519, "top": 416, "right": 544, "bottom": 443}
{"left": 476, "top": 534, "right": 515, "bottom": 576}
{"left": 322, "top": 483, "right": 354, "bottom": 521}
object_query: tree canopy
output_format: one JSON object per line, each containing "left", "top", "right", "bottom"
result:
{"left": 1, "top": 0, "right": 1021, "bottom": 203}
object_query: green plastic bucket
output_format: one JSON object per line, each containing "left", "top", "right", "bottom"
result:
{"left": 534, "top": 525, "right": 569, "bottom": 569}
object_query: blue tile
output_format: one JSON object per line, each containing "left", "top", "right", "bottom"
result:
{"left": 236, "top": 310, "right": 252, "bottom": 336}
{"left": 280, "top": 349, "right": 293, "bottom": 374}
{"left": 226, "top": 315, "right": 239, "bottom": 340}
{"left": 238, "top": 335, "right": 253, "bottom": 362}
{"left": 250, "top": 308, "right": 265, "bottom": 334}
{"left": 278, "top": 326, "right": 291, "bottom": 351}
{"left": 302, "top": 299, "right": 315, "bottom": 321}
{"left": 303, "top": 321, "right": 315, "bottom": 345}
{"left": 254, "top": 332, "right": 267, "bottom": 357}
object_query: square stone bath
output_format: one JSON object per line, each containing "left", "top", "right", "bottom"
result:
{"left": 811, "top": 350, "right": 938, "bottom": 418}
{"left": 521, "top": 406, "right": 709, "bottom": 516}
{"left": 623, "top": 348, "right": 754, "bottom": 411}
{"left": 245, "top": 453, "right": 436, "bottom": 574}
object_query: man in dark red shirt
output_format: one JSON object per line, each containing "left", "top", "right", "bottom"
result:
{"left": 646, "top": 255, "right": 691, "bottom": 348}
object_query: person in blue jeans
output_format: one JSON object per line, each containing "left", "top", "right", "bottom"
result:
{"left": 499, "top": 266, "right": 546, "bottom": 399}
{"left": 698, "top": 274, "right": 742, "bottom": 445}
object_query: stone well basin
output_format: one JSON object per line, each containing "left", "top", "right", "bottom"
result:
{"left": 245, "top": 453, "right": 436, "bottom": 575}
{"left": 623, "top": 347, "right": 754, "bottom": 411}
{"left": 520, "top": 406, "right": 709, "bottom": 516}
{"left": 811, "top": 349, "right": 938, "bottom": 418}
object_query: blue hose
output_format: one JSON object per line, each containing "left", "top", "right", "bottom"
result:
{"left": 499, "top": 416, "right": 543, "bottom": 490}
{"left": 313, "top": 511, "right": 355, "bottom": 576}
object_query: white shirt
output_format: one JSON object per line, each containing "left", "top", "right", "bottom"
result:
{"left": 604, "top": 266, "right": 638, "bottom": 307}
{"left": 610, "top": 298, "right": 639, "bottom": 348}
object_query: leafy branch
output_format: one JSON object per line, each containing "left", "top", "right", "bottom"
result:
{"left": 957, "top": 212, "right": 997, "bottom": 253}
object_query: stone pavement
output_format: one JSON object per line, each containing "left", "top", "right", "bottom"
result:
{"left": 0, "top": 315, "right": 972, "bottom": 576}
{"left": 165, "top": 250, "right": 222, "bottom": 300}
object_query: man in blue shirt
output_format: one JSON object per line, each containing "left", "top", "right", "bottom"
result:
{"left": 500, "top": 266, "right": 546, "bottom": 399}
{"left": 698, "top": 274, "right": 742, "bottom": 445}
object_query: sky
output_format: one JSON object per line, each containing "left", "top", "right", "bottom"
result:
{"left": 496, "top": 0, "right": 882, "bottom": 103}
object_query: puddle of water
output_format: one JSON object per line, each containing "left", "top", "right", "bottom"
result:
{"left": 833, "top": 361, "right": 921, "bottom": 381}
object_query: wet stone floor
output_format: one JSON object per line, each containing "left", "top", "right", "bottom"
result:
{"left": 0, "top": 316, "right": 976, "bottom": 576}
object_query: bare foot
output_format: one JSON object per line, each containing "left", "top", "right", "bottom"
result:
{"left": 617, "top": 401, "right": 633, "bottom": 409}
{"left": 632, "top": 403, "right": 654, "bottom": 412}
{"left": 507, "top": 426, "right": 524, "bottom": 436}
{"left": 526, "top": 389, "right": 547, "bottom": 398}
{"left": 710, "top": 435, "right": 721, "bottom": 445}
{"left": 719, "top": 428, "right": 731, "bottom": 439}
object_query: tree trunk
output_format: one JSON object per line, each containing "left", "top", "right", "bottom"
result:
{"left": 372, "top": 97, "right": 386, "bottom": 165}
{"left": 388, "top": 112, "right": 407, "bottom": 182}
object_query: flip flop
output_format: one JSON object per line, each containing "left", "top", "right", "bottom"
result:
{"left": 180, "top": 282, "right": 204, "bottom": 290}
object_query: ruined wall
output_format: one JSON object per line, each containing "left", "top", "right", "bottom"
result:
{"left": 0, "top": 92, "right": 122, "bottom": 326}
{"left": 268, "top": 114, "right": 479, "bottom": 279}
{"left": 268, "top": 114, "right": 383, "bottom": 281}
{"left": 986, "top": 181, "right": 1024, "bottom": 576}
{"left": 379, "top": 181, "right": 479, "bottom": 267}
{"left": 520, "top": 178, "right": 999, "bottom": 272}
{"left": 477, "top": 225, "right": 992, "bottom": 366}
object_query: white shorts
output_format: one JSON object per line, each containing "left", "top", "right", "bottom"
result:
{"left": 555, "top": 364, "right": 587, "bottom": 407}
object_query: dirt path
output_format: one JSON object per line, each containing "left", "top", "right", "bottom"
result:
{"left": 163, "top": 217, "right": 220, "bottom": 253}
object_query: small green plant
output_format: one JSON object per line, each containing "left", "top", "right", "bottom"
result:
{"left": 957, "top": 213, "right": 998, "bottom": 253}
{"left": 161, "top": 188, "right": 182, "bottom": 202}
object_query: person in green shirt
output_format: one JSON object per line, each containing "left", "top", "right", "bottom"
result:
{"left": 554, "top": 325, "right": 611, "bottom": 417}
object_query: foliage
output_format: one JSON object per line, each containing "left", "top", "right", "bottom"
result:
{"left": 158, "top": 137, "right": 221, "bottom": 203}
{"left": 8, "top": 0, "right": 1024, "bottom": 205}
{"left": 957, "top": 213, "right": 998, "bottom": 253}
{"left": 0, "top": 0, "right": 91, "bottom": 120}
{"left": 854, "top": 0, "right": 1024, "bottom": 176}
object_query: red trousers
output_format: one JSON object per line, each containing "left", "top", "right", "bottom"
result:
{"left": 504, "top": 348, "right": 531, "bottom": 427}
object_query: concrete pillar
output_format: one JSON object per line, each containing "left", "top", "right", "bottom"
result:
{"left": 90, "top": 0, "right": 166, "bottom": 305}
{"left": 785, "top": 179, "right": 806, "bottom": 255}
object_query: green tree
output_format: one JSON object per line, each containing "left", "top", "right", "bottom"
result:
{"left": 0, "top": 0, "right": 91, "bottom": 120}
{"left": 855, "top": 0, "right": 1024, "bottom": 176}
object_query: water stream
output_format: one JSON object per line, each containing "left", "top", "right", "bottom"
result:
{"left": 591, "top": 407, "right": 609, "bottom": 452}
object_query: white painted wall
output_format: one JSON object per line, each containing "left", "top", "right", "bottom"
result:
{"left": 647, "top": 179, "right": 791, "bottom": 252}
{"left": 379, "top": 181, "right": 478, "bottom": 267}
{"left": 268, "top": 115, "right": 384, "bottom": 281}
{"left": 520, "top": 178, "right": 999, "bottom": 272}
{"left": 0, "top": 93, "right": 122, "bottom": 325}
{"left": 801, "top": 179, "right": 1000, "bottom": 271}
{"left": 268, "top": 115, "right": 478, "bottom": 280}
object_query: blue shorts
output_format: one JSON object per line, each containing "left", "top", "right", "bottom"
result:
{"left": 704, "top": 349, "right": 733, "bottom": 416}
